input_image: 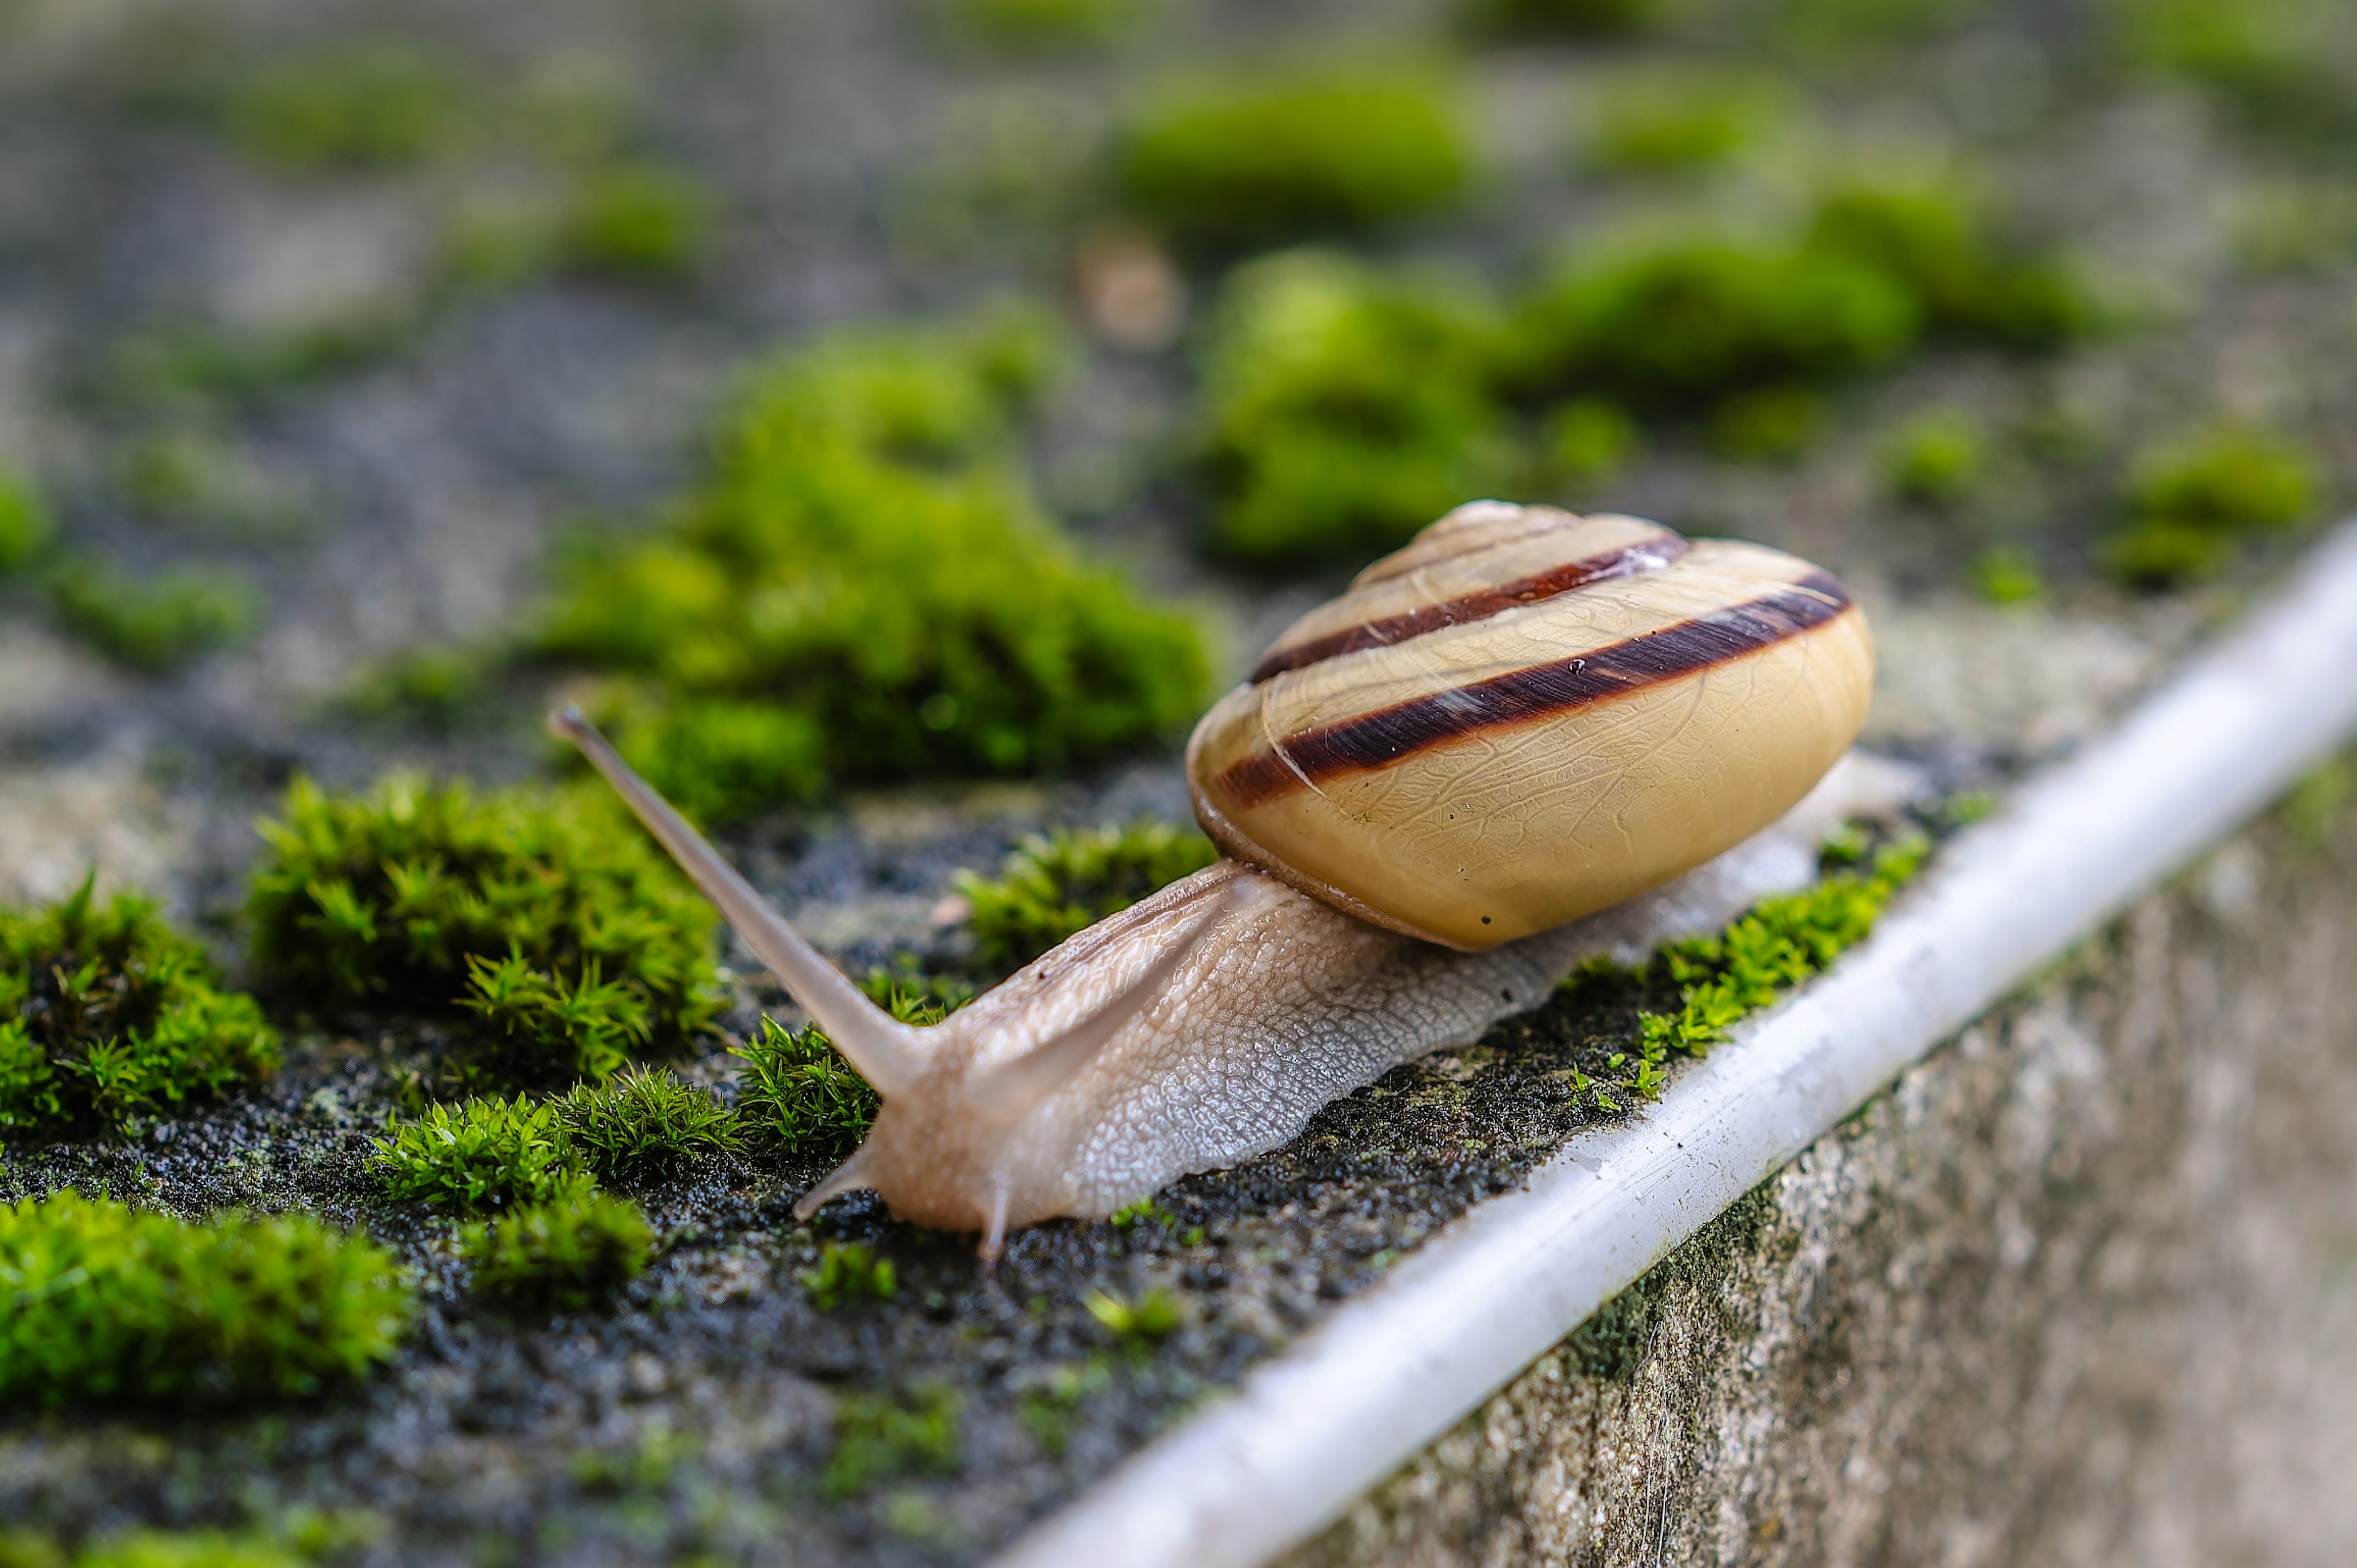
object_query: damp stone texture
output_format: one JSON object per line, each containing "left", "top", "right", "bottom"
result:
{"left": 1290, "top": 798, "right": 2357, "bottom": 1568}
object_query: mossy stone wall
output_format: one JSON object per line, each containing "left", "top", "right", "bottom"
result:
{"left": 1292, "top": 803, "right": 2357, "bottom": 1566}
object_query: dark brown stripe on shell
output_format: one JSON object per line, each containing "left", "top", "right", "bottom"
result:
{"left": 1252, "top": 535, "right": 1690, "bottom": 683}
{"left": 1218, "top": 571, "right": 1853, "bottom": 809}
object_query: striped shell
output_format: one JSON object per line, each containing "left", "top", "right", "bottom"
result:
{"left": 1186, "top": 501, "right": 1875, "bottom": 951}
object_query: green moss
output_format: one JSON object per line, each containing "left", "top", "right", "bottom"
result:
{"left": 245, "top": 773, "right": 721, "bottom": 1082}
{"left": 560, "top": 164, "right": 717, "bottom": 283}
{"left": 0, "top": 469, "right": 54, "bottom": 574}
{"left": 93, "top": 315, "right": 410, "bottom": 420}
{"left": 731, "top": 1017, "right": 880, "bottom": 1155}
{"left": 554, "top": 1066, "right": 739, "bottom": 1186}
{"left": 47, "top": 558, "right": 263, "bottom": 673}
{"left": 1014, "top": 1359, "right": 1110, "bottom": 1458}
{"left": 222, "top": 42, "right": 476, "bottom": 174}
{"left": 1882, "top": 406, "right": 1986, "bottom": 503}
{"left": 1083, "top": 1285, "right": 1181, "bottom": 1346}
{"left": 1199, "top": 250, "right": 1515, "bottom": 565}
{"left": 1584, "top": 67, "right": 1789, "bottom": 176}
{"left": 461, "top": 1191, "right": 653, "bottom": 1314}
{"left": 71, "top": 1528, "right": 307, "bottom": 1568}
{"left": 824, "top": 1384, "right": 961, "bottom": 1496}
{"left": 939, "top": 0, "right": 1142, "bottom": 53}
{"left": 955, "top": 820, "right": 1217, "bottom": 973}
{"left": 2104, "top": 426, "right": 2321, "bottom": 589}
{"left": 1569, "top": 1183, "right": 1775, "bottom": 1381}
{"left": 1512, "top": 231, "right": 1919, "bottom": 413}
{"left": 1623, "top": 833, "right": 1929, "bottom": 1094}
{"left": 801, "top": 1241, "right": 897, "bottom": 1310}
{"left": 539, "top": 307, "right": 1208, "bottom": 820}
{"left": 1708, "top": 385, "right": 1824, "bottom": 463}
{"left": 0, "top": 1192, "right": 410, "bottom": 1408}
{"left": 1120, "top": 71, "right": 1473, "bottom": 248}
{"left": 1542, "top": 398, "right": 1640, "bottom": 492}
{"left": 332, "top": 646, "right": 502, "bottom": 734}
{"left": 1970, "top": 546, "right": 2044, "bottom": 606}
{"left": 1466, "top": 0, "right": 1661, "bottom": 38}
{"left": 370, "top": 1094, "right": 585, "bottom": 1211}
{"left": 1, "top": 876, "right": 278, "bottom": 1139}
{"left": 2124, "top": 0, "right": 2357, "bottom": 145}
{"left": 118, "top": 432, "right": 308, "bottom": 543}
{"left": 1807, "top": 179, "right": 2096, "bottom": 350}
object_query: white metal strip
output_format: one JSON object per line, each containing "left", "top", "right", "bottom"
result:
{"left": 994, "top": 521, "right": 2357, "bottom": 1568}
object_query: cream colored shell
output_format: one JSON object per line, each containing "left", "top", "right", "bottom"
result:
{"left": 1187, "top": 503, "right": 1875, "bottom": 950}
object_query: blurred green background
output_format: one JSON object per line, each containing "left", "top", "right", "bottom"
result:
{"left": 1, "top": 0, "right": 2351, "bottom": 813}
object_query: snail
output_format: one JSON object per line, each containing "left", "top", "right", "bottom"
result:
{"left": 552, "top": 501, "right": 1881, "bottom": 1261}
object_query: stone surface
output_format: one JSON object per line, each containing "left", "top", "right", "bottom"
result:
{"left": 1293, "top": 796, "right": 2357, "bottom": 1568}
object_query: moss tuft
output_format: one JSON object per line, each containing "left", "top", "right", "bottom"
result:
{"left": 0, "top": 469, "right": 55, "bottom": 574}
{"left": 1625, "top": 833, "right": 1930, "bottom": 1093}
{"left": 802, "top": 1241, "right": 897, "bottom": 1310}
{"left": 1583, "top": 66, "right": 1790, "bottom": 176}
{"left": 938, "top": 0, "right": 1142, "bottom": 53}
{"left": 956, "top": 821, "right": 1218, "bottom": 973}
{"left": 539, "top": 307, "right": 1208, "bottom": 820}
{"left": 1084, "top": 1284, "right": 1182, "bottom": 1346}
{"left": 1881, "top": 406, "right": 1986, "bottom": 503}
{"left": 1970, "top": 546, "right": 2044, "bottom": 606}
{"left": 63, "top": 1527, "right": 309, "bottom": 1568}
{"left": 47, "top": 558, "right": 263, "bottom": 674}
{"left": 1199, "top": 250, "right": 1514, "bottom": 564}
{"left": 732, "top": 1018, "right": 881, "bottom": 1156}
{"left": 824, "top": 1384, "right": 961, "bottom": 1496}
{"left": 1, "top": 876, "right": 278, "bottom": 1139}
{"left": 370, "top": 1095, "right": 585, "bottom": 1211}
{"left": 1120, "top": 72, "right": 1473, "bottom": 249}
{"left": 560, "top": 164, "right": 717, "bottom": 283}
{"left": 245, "top": 773, "right": 720, "bottom": 1083}
{"left": 2104, "top": 425, "right": 2321, "bottom": 589}
{"left": 2123, "top": 0, "right": 2357, "bottom": 145}
{"left": 0, "top": 1192, "right": 410, "bottom": 1408}
{"left": 1708, "top": 385, "right": 1824, "bottom": 464}
{"left": 222, "top": 42, "right": 475, "bottom": 174}
{"left": 461, "top": 1191, "right": 652, "bottom": 1315}
{"left": 1466, "top": 0, "right": 1662, "bottom": 38}
{"left": 554, "top": 1066, "right": 739, "bottom": 1186}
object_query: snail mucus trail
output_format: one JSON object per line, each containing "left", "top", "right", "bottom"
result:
{"left": 555, "top": 501, "right": 1881, "bottom": 1262}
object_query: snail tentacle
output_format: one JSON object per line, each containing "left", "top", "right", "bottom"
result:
{"left": 551, "top": 706, "right": 923, "bottom": 1097}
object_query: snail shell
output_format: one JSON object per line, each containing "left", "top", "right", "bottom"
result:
{"left": 554, "top": 502, "right": 1886, "bottom": 1259}
{"left": 1190, "top": 503, "right": 1875, "bottom": 949}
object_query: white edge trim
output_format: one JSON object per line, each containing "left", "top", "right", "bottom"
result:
{"left": 994, "top": 521, "right": 2357, "bottom": 1568}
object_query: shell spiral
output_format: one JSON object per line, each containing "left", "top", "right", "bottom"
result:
{"left": 1186, "top": 501, "right": 1876, "bottom": 950}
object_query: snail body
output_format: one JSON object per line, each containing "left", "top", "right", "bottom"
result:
{"left": 555, "top": 502, "right": 1881, "bottom": 1259}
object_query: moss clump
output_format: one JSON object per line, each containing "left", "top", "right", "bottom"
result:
{"left": 1466, "top": 0, "right": 1661, "bottom": 38}
{"left": 1583, "top": 67, "right": 1790, "bottom": 176}
{"left": 1120, "top": 72, "right": 1473, "bottom": 249}
{"left": 1970, "top": 546, "right": 2044, "bottom": 606}
{"left": 246, "top": 774, "right": 720, "bottom": 1083}
{"left": 824, "top": 1384, "right": 962, "bottom": 1496}
{"left": 1084, "top": 1285, "right": 1181, "bottom": 1347}
{"left": 1512, "top": 182, "right": 2093, "bottom": 421}
{"left": 538, "top": 307, "right": 1208, "bottom": 821}
{"left": 1541, "top": 398, "right": 1641, "bottom": 491}
{"left": 1199, "top": 250, "right": 1514, "bottom": 564}
{"left": 956, "top": 821, "right": 1217, "bottom": 973}
{"left": 58, "top": 1527, "right": 310, "bottom": 1568}
{"left": 2123, "top": 0, "right": 2357, "bottom": 145}
{"left": 0, "top": 1192, "right": 410, "bottom": 1408}
{"left": 801, "top": 1241, "right": 897, "bottom": 1310}
{"left": 2104, "top": 426, "right": 2321, "bottom": 589}
{"left": 92, "top": 316, "right": 409, "bottom": 421}
{"left": 1513, "top": 232, "right": 1918, "bottom": 414}
{"left": 369, "top": 1095, "right": 585, "bottom": 1211}
{"left": 460, "top": 1191, "right": 652, "bottom": 1315}
{"left": 939, "top": 0, "right": 1140, "bottom": 53}
{"left": 560, "top": 164, "right": 716, "bottom": 282}
{"left": 222, "top": 42, "right": 476, "bottom": 174}
{"left": 47, "top": 558, "right": 263, "bottom": 674}
{"left": 732, "top": 1018, "right": 881, "bottom": 1156}
{"left": 1, "top": 877, "right": 278, "bottom": 1139}
{"left": 0, "top": 469, "right": 53, "bottom": 574}
{"left": 554, "top": 1066, "right": 739, "bottom": 1186}
{"left": 1881, "top": 406, "right": 1987, "bottom": 503}
{"left": 1708, "top": 385, "right": 1824, "bottom": 464}
{"left": 1625, "top": 833, "right": 1930, "bottom": 1094}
